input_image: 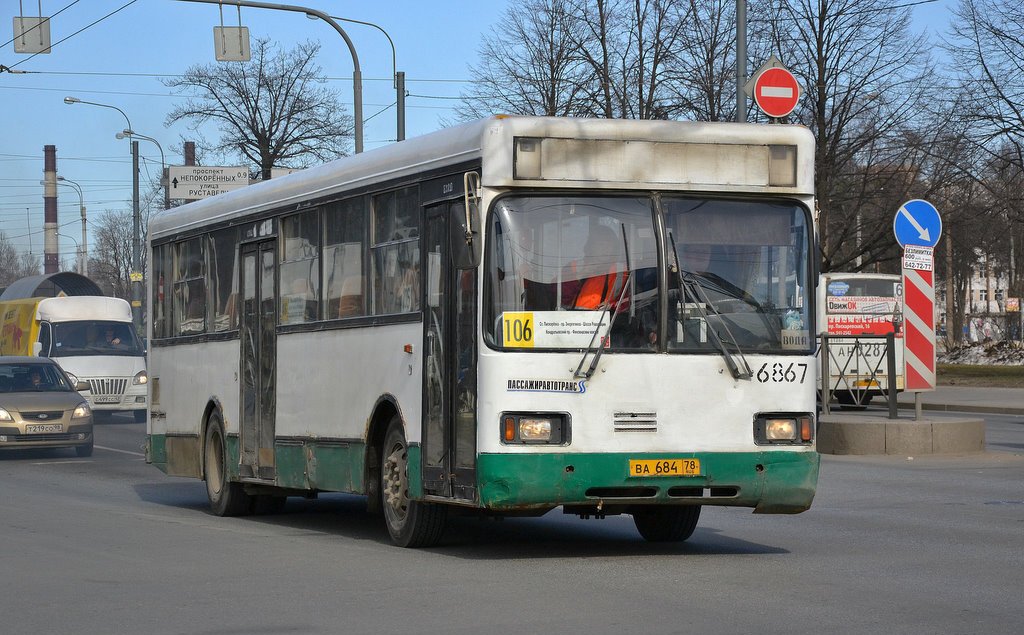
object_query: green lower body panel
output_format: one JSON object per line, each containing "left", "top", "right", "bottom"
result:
{"left": 149, "top": 431, "right": 815, "bottom": 514}
{"left": 147, "top": 434, "right": 167, "bottom": 472}
{"left": 477, "top": 450, "right": 819, "bottom": 514}
{"left": 275, "top": 442, "right": 368, "bottom": 493}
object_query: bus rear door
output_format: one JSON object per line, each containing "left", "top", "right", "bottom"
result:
{"left": 240, "top": 240, "right": 278, "bottom": 481}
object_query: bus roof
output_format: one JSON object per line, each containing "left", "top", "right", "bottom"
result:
{"left": 36, "top": 296, "right": 133, "bottom": 323}
{"left": 150, "top": 115, "right": 815, "bottom": 241}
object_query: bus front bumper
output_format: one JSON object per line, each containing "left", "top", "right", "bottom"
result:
{"left": 477, "top": 450, "right": 819, "bottom": 514}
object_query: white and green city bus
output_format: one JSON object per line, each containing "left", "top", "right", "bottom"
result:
{"left": 146, "top": 116, "right": 819, "bottom": 547}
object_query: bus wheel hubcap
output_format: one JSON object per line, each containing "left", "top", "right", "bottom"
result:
{"left": 383, "top": 446, "right": 408, "bottom": 518}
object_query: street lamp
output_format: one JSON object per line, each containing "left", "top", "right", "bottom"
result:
{"left": 63, "top": 96, "right": 133, "bottom": 139}
{"left": 117, "top": 129, "right": 169, "bottom": 211}
{"left": 64, "top": 95, "right": 142, "bottom": 332}
{"left": 54, "top": 176, "right": 88, "bottom": 276}
{"left": 177, "top": 0, "right": 364, "bottom": 153}
{"left": 57, "top": 233, "right": 80, "bottom": 273}
{"left": 329, "top": 14, "right": 405, "bottom": 142}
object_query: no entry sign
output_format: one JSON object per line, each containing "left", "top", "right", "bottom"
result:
{"left": 753, "top": 67, "right": 801, "bottom": 119}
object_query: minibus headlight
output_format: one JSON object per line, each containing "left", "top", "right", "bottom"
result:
{"left": 755, "top": 414, "right": 813, "bottom": 445}
{"left": 501, "top": 413, "right": 569, "bottom": 445}
{"left": 0, "top": 407, "right": 13, "bottom": 422}
{"left": 72, "top": 403, "right": 92, "bottom": 419}
{"left": 133, "top": 371, "right": 148, "bottom": 385}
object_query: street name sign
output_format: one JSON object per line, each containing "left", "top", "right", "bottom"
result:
{"left": 168, "top": 166, "right": 249, "bottom": 200}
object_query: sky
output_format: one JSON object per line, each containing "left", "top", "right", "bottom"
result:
{"left": 1, "top": 0, "right": 953, "bottom": 264}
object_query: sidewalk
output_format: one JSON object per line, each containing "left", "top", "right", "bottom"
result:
{"left": 893, "top": 385, "right": 1024, "bottom": 416}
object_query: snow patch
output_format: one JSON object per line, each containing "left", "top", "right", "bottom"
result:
{"left": 938, "top": 341, "right": 1024, "bottom": 366}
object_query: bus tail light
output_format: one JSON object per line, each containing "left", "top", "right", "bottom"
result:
{"left": 500, "top": 412, "right": 570, "bottom": 445}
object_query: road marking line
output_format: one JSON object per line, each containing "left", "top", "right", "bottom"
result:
{"left": 31, "top": 460, "right": 91, "bottom": 465}
{"left": 96, "top": 444, "right": 146, "bottom": 457}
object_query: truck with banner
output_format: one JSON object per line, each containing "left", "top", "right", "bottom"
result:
{"left": 817, "top": 272, "right": 904, "bottom": 407}
{"left": 0, "top": 296, "right": 148, "bottom": 421}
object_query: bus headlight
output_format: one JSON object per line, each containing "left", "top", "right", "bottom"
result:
{"left": 133, "top": 371, "right": 148, "bottom": 385}
{"left": 755, "top": 414, "right": 813, "bottom": 445}
{"left": 501, "top": 413, "right": 570, "bottom": 445}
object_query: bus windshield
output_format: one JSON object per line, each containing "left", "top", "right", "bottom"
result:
{"left": 50, "top": 321, "right": 145, "bottom": 357}
{"left": 485, "top": 194, "right": 812, "bottom": 353}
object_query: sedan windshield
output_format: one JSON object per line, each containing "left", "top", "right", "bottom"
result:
{"left": 0, "top": 364, "right": 73, "bottom": 393}
{"left": 485, "top": 194, "right": 812, "bottom": 354}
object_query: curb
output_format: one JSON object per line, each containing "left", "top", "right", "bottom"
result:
{"left": 817, "top": 415, "right": 986, "bottom": 455}
{"left": 894, "top": 402, "right": 1024, "bottom": 416}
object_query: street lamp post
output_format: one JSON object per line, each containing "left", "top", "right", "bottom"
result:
{"left": 117, "top": 129, "right": 169, "bottom": 210}
{"left": 330, "top": 14, "right": 404, "bottom": 142}
{"left": 54, "top": 176, "right": 87, "bottom": 275}
{"left": 64, "top": 95, "right": 143, "bottom": 332}
{"left": 176, "top": 0, "right": 364, "bottom": 153}
{"left": 58, "top": 233, "right": 80, "bottom": 272}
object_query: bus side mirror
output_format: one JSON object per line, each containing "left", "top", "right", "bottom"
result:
{"left": 32, "top": 342, "right": 43, "bottom": 356}
{"left": 452, "top": 171, "right": 482, "bottom": 270}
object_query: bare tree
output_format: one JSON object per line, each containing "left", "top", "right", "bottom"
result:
{"left": 462, "top": 0, "right": 687, "bottom": 121}
{"left": 667, "top": 0, "right": 737, "bottom": 121}
{"left": 89, "top": 210, "right": 134, "bottom": 301}
{"left": 755, "top": 0, "right": 935, "bottom": 272}
{"left": 457, "top": 0, "right": 593, "bottom": 119}
{"left": 569, "top": 0, "right": 683, "bottom": 119}
{"left": 944, "top": 0, "right": 1024, "bottom": 298}
{"left": 164, "top": 38, "right": 352, "bottom": 180}
{"left": 0, "top": 234, "right": 40, "bottom": 289}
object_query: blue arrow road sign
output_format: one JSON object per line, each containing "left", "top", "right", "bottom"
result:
{"left": 893, "top": 199, "right": 942, "bottom": 248}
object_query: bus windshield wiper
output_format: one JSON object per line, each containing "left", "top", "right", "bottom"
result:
{"left": 668, "top": 232, "right": 752, "bottom": 381}
{"left": 574, "top": 226, "right": 632, "bottom": 379}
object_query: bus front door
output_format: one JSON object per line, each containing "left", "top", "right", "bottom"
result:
{"left": 423, "top": 201, "right": 478, "bottom": 501}
{"left": 239, "top": 240, "right": 277, "bottom": 481}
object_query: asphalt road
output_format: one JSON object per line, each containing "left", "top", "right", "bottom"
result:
{"left": 1, "top": 412, "right": 1022, "bottom": 635}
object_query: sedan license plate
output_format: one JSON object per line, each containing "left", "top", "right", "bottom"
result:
{"left": 629, "top": 458, "right": 701, "bottom": 477}
{"left": 26, "top": 423, "right": 63, "bottom": 434}
{"left": 93, "top": 396, "right": 121, "bottom": 404}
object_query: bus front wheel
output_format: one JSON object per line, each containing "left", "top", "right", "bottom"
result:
{"left": 632, "top": 505, "right": 701, "bottom": 542}
{"left": 204, "top": 412, "right": 251, "bottom": 517}
{"left": 381, "top": 415, "right": 447, "bottom": 548}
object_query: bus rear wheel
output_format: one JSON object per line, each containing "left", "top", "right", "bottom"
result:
{"left": 632, "top": 505, "right": 701, "bottom": 542}
{"left": 381, "top": 415, "right": 447, "bottom": 548}
{"left": 204, "top": 412, "right": 251, "bottom": 517}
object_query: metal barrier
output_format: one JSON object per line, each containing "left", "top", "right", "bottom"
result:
{"left": 818, "top": 333, "right": 898, "bottom": 419}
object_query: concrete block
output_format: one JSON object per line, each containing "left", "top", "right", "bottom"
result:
{"left": 885, "top": 422, "right": 933, "bottom": 455}
{"left": 932, "top": 419, "right": 986, "bottom": 453}
{"left": 819, "top": 421, "right": 886, "bottom": 455}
